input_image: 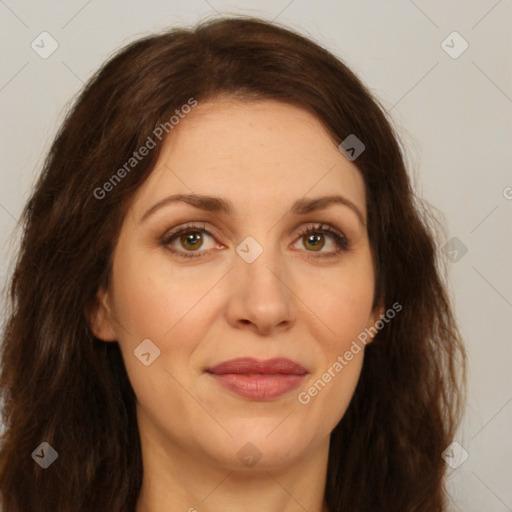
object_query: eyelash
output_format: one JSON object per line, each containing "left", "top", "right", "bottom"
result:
{"left": 159, "top": 222, "right": 350, "bottom": 260}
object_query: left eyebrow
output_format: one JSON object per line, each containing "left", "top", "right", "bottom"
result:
{"left": 140, "top": 193, "right": 366, "bottom": 227}
{"left": 291, "top": 195, "right": 366, "bottom": 227}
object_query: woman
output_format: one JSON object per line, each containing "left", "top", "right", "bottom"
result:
{"left": 0, "top": 16, "right": 466, "bottom": 512}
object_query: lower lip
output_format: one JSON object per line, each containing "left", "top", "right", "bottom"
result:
{"left": 208, "top": 373, "right": 306, "bottom": 400}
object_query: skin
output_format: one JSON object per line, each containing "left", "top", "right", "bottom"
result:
{"left": 88, "top": 97, "right": 384, "bottom": 512}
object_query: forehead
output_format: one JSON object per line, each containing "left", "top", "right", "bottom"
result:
{"left": 130, "top": 97, "right": 366, "bottom": 219}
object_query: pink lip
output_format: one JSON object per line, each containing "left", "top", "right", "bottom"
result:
{"left": 205, "top": 357, "right": 308, "bottom": 400}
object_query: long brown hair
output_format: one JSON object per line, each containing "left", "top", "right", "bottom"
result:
{"left": 0, "top": 16, "right": 465, "bottom": 512}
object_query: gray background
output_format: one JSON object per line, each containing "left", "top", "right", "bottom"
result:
{"left": 1, "top": 1, "right": 511, "bottom": 510}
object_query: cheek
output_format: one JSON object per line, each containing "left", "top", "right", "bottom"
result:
{"left": 109, "top": 252, "right": 212, "bottom": 422}
{"left": 302, "top": 258, "right": 376, "bottom": 350}
{"left": 295, "top": 347, "right": 364, "bottom": 444}
{"left": 109, "top": 247, "right": 219, "bottom": 341}
{"left": 295, "top": 252, "right": 375, "bottom": 421}
{"left": 109, "top": 247, "right": 222, "bottom": 399}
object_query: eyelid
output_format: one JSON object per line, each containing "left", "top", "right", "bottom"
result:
{"left": 159, "top": 221, "right": 350, "bottom": 259}
{"left": 161, "top": 222, "right": 223, "bottom": 245}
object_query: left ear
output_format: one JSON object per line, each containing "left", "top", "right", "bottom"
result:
{"left": 365, "top": 304, "right": 387, "bottom": 344}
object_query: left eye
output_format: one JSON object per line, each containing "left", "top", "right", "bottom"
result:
{"left": 292, "top": 224, "right": 349, "bottom": 257}
{"left": 160, "top": 223, "right": 349, "bottom": 259}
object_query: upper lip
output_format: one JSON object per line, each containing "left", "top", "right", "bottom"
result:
{"left": 205, "top": 357, "right": 308, "bottom": 375}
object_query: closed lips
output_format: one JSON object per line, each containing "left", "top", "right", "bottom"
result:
{"left": 205, "top": 357, "right": 308, "bottom": 375}
{"left": 205, "top": 358, "right": 309, "bottom": 400}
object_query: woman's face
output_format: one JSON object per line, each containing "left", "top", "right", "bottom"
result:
{"left": 90, "top": 97, "right": 383, "bottom": 471}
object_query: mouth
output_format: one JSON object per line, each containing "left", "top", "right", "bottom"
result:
{"left": 205, "top": 357, "right": 308, "bottom": 400}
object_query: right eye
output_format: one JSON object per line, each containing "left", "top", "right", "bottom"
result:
{"left": 160, "top": 223, "right": 225, "bottom": 259}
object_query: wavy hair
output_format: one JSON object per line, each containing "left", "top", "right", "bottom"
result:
{"left": 0, "top": 16, "right": 465, "bottom": 512}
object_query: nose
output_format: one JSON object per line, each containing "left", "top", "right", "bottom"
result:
{"left": 225, "top": 241, "right": 295, "bottom": 336}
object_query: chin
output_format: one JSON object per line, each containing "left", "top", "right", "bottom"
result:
{"left": 197, "top": 419, "right": 319, "bottom": 471}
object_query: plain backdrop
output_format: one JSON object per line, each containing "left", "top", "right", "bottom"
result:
{"left": 1, "top": 1, "right": 511, "bottom": 511}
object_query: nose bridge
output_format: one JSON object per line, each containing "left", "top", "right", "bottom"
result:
{"left": 228, "top": 231, "right": 294, "bottom": 332}
{"left": 236, "top": 232, "right": 286, "bottom": 294}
